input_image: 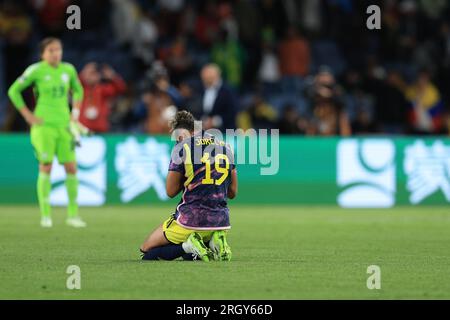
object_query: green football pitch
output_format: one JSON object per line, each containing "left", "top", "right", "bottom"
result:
{"left": 0, "top": 205, "right": 449, "bottom": 299}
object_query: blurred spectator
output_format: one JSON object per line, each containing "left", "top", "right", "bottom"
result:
{"left": 235, "top": 0, "right": 261, "bottom": 46}
{"left": 342, "top": 70, "right": 376, "bottom": 134}
{"left": 217, "top": 2, "right": 238, "bottom": 40}
{"left": 206, "top": 2, "right": 243, "bottom": 88}
{"left": 197, "top": 64, "right": 237, "bottom": 131}
{"left": 74, "top": 0, "right": 111, "bottom": 31}
{"left": 178, "top": 2, "right": 196, "bottom": 37}
{"left": 258, "top": 29, "right": 281, "bottom": 96}
{"left": 444, "top": 111, "right": 450, "bottom": 135}
{"left": 132, "top": 12, "right": 158, "bottom": 68}
{"left": 300, "top": 0, "right": 322, "bottom": 36}
{"left": 111, "top": 0, "right": 157, "bottom": 67}
{"left": 1, "top": 0, "right": 450, "bottom": 135}
{"left": 236, "top": 95, "right": 277, "bottom": 131}
{"left": 351, "top": 108, "right": 377, "bottom": 134}
{"left": 282, "top": 0, "right": 302, "bottom": 30}
{"left": 79, "top": 63, "right": 127, "bottom": 133}
{"left": 156, "top": 0, "right": 185, "bottom": 37}
{"left": 154, "top": 74, "right": 183, "bottom": 108}
{"left": 277, "top": 104, "right": 308, "bottom": 134}
{"left": 0, "top": 0, "right": 33, "bottom": 131}
{"left": 420, "top": 0, "right": 447, "bottom": 20}
{"left": 278, "top": 26, "right": 310, "bottom": 93}
{"left": 367, "top": 69, "right": 409, "bottom": 134}
{"left": 111, "top": 0, "right": 138, "bottom": 46}
{"left": 306, "top": 68, "right": 351, "bottom": 136}
{"left": 396, "top": 0, "right": 420, "bottom": 64}
{"left": 234, "top": 0, "right": 263, "bottom": 85}
{"left": 138, "top": 84, "right": 176, "bottom": 134}
{"left": 259, "top": 0, "right": 286, "bottom": 38}
{"left": 178, "top": 80, "right": 202, "bottom": 115}
{"left": 405, "top": 70, "right": 445, "bottom": 134}
{"left": 109, "top": 87, "right": 136, "bottom": 132}
{"left": 309, "top": 99, "right": 351, "bottom": 136}
{"left": 161, "top": 37, "right": 193, "bottom": 86}
{"left": 194, "top": 2, "right": 219, "bottom": 48}
{"left": 157, "top": 0, "right": 185, "bottom": 12}
{"left": 235, "top": 0, "right": 262, "bottom": 87}
{"left": 305, "top": 67, "right": 344, "bottom": 107}
{"left": 142, "top": 60, "right": 183, "bottom": 107}
{"left": 31, "top": 0, "right": 71, "bottom": 37}
{"left": 0, "top": 0, "right": 33, "bottom": 85}
{"left": 436, "top": 22, "right": 450, "bottom": 106}
{"left": 211, "top": 26, "right": 245, "bottom": 89}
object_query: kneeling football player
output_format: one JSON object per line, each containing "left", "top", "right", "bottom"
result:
{"left": 140, "top": 111, "right": 237, "bottom": 261}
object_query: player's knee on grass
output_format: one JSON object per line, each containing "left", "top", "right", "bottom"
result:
{"left": 141, "top": 224, "right": 169, "bottom": 253}
{"left": 140, "top": 243, "right": 151, "bottom": 253}
{"left": 140, "top": 241, "right": 160, "bottom": 253}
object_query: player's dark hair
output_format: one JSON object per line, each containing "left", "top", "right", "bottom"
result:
{"left": 170, "top": 110, "right": 195, "bottom": 132}
{"left": 39, "top": 37, "right": 62, "bottom": 56}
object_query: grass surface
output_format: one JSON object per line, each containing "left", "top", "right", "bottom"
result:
{"left": 0, "top": 205, "right": 449, "bottom": 299}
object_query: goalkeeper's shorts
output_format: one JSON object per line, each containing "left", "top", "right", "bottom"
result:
{"left": 30, "top": 124, "right": 76, "bottom": 164}
{"left": 162, "top": 216, "right": 215, "bottom": 244}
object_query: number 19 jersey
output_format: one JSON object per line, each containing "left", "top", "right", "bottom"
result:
{"left": 168, "top": 133, "right": 235, "bottom": 230}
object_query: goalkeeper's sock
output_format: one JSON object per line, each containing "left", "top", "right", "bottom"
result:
{"left": 37, "top": 172, "right": 51, "bottom": 218}
{"left": 65, "top": 174, "right": 79, "bottom": 218}
{"left": 142, "top": 245, "right": 185, "bottom": 260}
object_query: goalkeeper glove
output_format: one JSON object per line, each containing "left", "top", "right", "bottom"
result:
{"left": 70, "top": 120, "right": 90, "bottom": 147}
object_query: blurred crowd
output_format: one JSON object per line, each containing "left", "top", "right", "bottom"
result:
{"left": 1, "top": 0, "right": 450, "bottom": 135}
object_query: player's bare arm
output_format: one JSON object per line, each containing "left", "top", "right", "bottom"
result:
{"left": 18, "top": 107, "right": 43, "bottom": 126}
{"left": 7, "top": 68, "right": 42, "bottom": 126}
{"left": 228, "top": 169, "right": 238, "bottom": 199}
{"left": 166, "top": 170, "right": 184, "bottom": 198}
{"left": 71, "top": 100, "right": 82, "bottom": 121}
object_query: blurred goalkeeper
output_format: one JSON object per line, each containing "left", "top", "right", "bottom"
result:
{"left": 140, "top": 111, "right": 238, "bottom": 261}
{"left": 7, "top": 37, "right": 88, "bottom": 228}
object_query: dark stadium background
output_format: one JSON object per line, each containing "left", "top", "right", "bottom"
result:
{"left": 1, "top": 0, "right": 449, "bottom": 135}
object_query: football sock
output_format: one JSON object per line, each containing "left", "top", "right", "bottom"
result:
{"left": 142, "top": 245, "right": 185, "bottom": 260}
{"left": 37, "top": 172, "right": 51, "bottom": 218}
{"left": 65, "top": 174, "right": 78, "bottom": 218}
{"left": 182, "top": 253, "right": 195, "bottom": 260}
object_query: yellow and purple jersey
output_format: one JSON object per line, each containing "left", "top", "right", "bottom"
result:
{"left": 168, "top": 133, "right": 235, "bottom": 230}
